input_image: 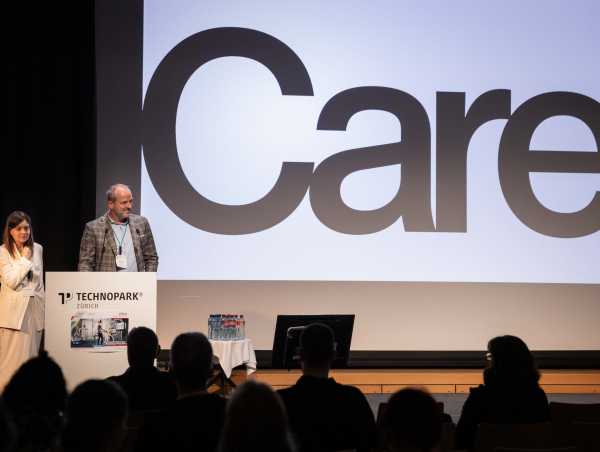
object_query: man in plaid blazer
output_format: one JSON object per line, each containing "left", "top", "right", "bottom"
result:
{"left": 78, "top": 184, "right": 158, "bottom": 272}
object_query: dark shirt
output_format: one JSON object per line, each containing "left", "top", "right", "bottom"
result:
{"left": 278, "top": 375, "right": 376, "bottom": 452}
{"left": 455, "top": 383, "right": 550, "bottom": 450}
{"left": 108, "top": 366, "right": 177, "bottom": 412}
{"left": 135, "top": 393, "right": 226, "bottom": 452}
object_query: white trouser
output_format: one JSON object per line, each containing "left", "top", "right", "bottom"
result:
{"left": 0, "top": 297, "right": 43, "bottom": 390}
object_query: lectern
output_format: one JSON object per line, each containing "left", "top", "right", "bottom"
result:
{"left": 45, "top": 272, "right": 157, "bottom": 389}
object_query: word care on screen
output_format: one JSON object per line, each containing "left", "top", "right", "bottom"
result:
{"left": 134, "top": 1, "right": 600, "bottom": 283}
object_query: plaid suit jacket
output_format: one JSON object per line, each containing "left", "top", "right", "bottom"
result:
{"left": 78, "top": 213, "right": 158, "bottom": 272}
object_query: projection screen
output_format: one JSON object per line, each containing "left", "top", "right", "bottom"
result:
{"left": 95, "top": 0, "right": 600, "bottom": 355}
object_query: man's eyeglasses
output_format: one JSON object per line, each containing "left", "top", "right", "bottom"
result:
{"left": 485, "top": 352, "right": 492, "bottom": 361}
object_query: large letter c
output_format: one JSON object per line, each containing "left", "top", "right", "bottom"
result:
{"left": 143, "top": 27, "right": 314, "bottom": 234}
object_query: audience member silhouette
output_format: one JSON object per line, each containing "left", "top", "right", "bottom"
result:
{"left": 278, "top": 323, "right": 376, "bottom": 452}
{"left": 455, "top": 335, "right": 550, "bottom": 450}
{"left": 0, "top": 397, "right": 16, "bottom": 452}
{"left": 218, "top": 380, "right": 296, "bottom": 452}
{"left": 135, "top": 332, "right": 226, "bottom": 452}
{"left": 379, "top": 388, "right": 442, "bottom": 452}
{"left": 61, "top": 379, "right": 128, "bottom": 452}
{"left": 2, "top": 351, "right": 67, "bottom": 452}
{"left": 107, "top": 326, "right": 177, "bottom": 411}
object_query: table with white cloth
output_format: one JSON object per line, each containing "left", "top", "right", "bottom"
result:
{"left": 210, "top": 338, "right": 257, "bottom": 379}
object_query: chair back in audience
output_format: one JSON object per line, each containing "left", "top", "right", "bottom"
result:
{"left": 569, "top": 421, "right": 600, "bottom": 452}
{"left": 376, "top": 401, "right": 387, "bottom": 426}
{"left": 548, "top": 402, "right": 600, "bottom": 452}
{"left": 494, "top": 447, "right": 576, "bottom": 452}
{"left": 549, "top": 401, "right": 600, "bottom": 424}
{"left": 440, "top": 421, "right": 456, "bottom": 452}
{"left": 473, "top": 422, "right": 567, "bottom": 452}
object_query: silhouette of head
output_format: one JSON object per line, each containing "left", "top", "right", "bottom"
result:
{"left": 484, "top": 335, "right": 539, "bottom": 387}
{"left": 170, "top": 332, "right": 213, "bottom": 393}
{"left": 3, "top": 352, "right": 67, "bottom": 452}
{"left": 3, "top": 351, "right": 67, "bottom": 416}
{"left": 299, "top": 323, "right": 335, "bottom": 370}
{"left": 127, "top": 326, "right": 160, "bottom": 368}
{"left": 62, "top": 379, "right": 128, "bottom": 452}
{"left": 218, "top": 380, "right": 294, "bottom": 452}
{"left": 380, "top": 388, "right": 441, "bottom": 452}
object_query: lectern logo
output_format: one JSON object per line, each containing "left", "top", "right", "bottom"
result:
{"left": 58, "top": 292, "right": 73, "bottom": 305}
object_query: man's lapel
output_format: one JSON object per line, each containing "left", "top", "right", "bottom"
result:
{"left": 101, "top": 214, "right": 118, "bottom": 256}
{"left": 129, "top": 215, "right": 144, "bottom": 270}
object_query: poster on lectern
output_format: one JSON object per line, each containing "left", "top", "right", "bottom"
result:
{"left": 45, "top": 272, "right": 157, "bottom": 388}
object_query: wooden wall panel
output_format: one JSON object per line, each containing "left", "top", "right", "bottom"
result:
{"left": 249, "top": 369, "right": 600, "bottom": 394}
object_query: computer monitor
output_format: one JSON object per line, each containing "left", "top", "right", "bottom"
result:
{"left": 271, "top": 314, "right": 355, "bottom": 369}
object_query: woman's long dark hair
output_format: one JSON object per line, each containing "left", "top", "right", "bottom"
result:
{"left": 484, "top": 335, "right": 540, "bottom": 388}
{"left": 2, "top": 211, "right": 34, "bottom": 258}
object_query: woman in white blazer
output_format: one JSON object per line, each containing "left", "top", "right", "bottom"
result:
{"left": 0, "top": 211, "right": 44, "bottom": 389}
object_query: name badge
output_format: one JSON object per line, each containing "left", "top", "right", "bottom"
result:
{"left": 116, "top": 254, "right": 128, "bottom": 269}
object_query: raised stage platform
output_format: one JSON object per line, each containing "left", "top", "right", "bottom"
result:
{"left": 240, "top": 369, "right": 600, "bottom": 394}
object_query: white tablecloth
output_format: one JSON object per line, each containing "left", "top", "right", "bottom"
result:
{"left": 210, "top": 339, "right": 257, "bottom": 378}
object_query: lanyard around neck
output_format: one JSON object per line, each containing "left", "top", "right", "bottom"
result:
{"left": 113, "top": 223, "right": 128, "bottom": 255}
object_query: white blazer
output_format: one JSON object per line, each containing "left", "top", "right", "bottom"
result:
{"left": 0, "top": 242, "right": 44, "bottom": 330}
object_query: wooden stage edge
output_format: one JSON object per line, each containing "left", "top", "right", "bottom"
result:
{"left": 229, "top": 369, "right": 600, "bottom": 394}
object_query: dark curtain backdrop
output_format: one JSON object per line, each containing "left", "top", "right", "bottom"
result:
{"left": 4, "top": 2, "right": 96, "bottom": 271}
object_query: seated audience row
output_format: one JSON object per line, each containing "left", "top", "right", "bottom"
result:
{"left": 0, "top": 327, "right": 554, "bottom": 452}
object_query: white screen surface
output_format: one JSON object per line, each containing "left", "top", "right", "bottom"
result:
{"left": 140, "top": 0, "right": 600, "bottom": 283}
{"left": 96, "top": 1, "right": 600, "bottom": 351}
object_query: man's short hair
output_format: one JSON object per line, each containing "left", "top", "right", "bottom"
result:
{"left": 170, "top": 332, "right": 213, "bottom": 389}
{"left": 380, "top": 388, "right": 441, "bottom": 452}
{"left": 106, "top": 184, "right": 131, "bottom": 202}
{"left": 127, "top": 327, "right": 159, "bottom": 367}
{"left": 299, "top": 323, "right": 335, "bottom": 367}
